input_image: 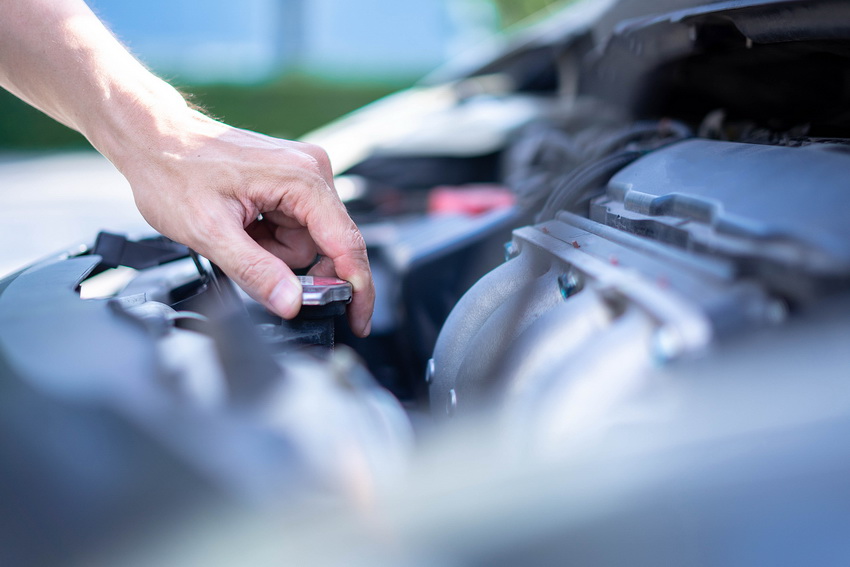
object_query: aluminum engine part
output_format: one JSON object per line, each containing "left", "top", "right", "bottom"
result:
{"left": 430, "top": 212, "right": 788, "bottom": 437}
{"left": 431, "top": 136, "right": 850, "bottom": 436}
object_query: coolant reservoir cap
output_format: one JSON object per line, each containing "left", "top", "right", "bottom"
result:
{"left": 298, "top": 275, "right": 352, "bottom": 306}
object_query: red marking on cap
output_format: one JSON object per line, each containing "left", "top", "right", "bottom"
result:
{"left": 311, "top": 277, "right": 348, "bottom": 286}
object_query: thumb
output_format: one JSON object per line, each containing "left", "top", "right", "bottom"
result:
{"left": 202, "top": 227, "right": 303, "bottom": 319}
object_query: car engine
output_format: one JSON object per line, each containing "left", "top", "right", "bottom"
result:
{"left": 3, "top": 0, "right": 850, "bottom": 564}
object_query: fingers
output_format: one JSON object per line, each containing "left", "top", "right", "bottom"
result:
{"left": 302, "top": 200, "right": 374, "bottom": 338}
{"left": 306, "top": 254, "right": 336, "bottom": 277}
{"left": 200, "top": 223, "right": 304, "bottom": 320}
{"left": 245, "top": 202, "right": 373, "bottom": 338}
{"left": 263, "top": 170, "right": 374, "bottom": 337}
{"left": 246, "top": 219, "right": 318, "bottom": 268}
{"left": 143, "top": 128, "right": 374, "bottom": 334}
{"left": 308, "top": 254, "right": 372, "bottom": 338}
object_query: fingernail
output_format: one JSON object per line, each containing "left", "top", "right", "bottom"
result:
{"left": 362, "top": 317, "right": 372, "bottom": 337}
{"left": 268, "top": 277, "right": 302, "bottom": 318}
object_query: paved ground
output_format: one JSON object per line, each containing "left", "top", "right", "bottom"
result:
{"left": 0, "top": 151, "right": 152, "bottom": 277}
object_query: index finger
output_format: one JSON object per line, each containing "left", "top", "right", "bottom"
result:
{"left": 301, "top": 195, "right": 374, "bottom": 337}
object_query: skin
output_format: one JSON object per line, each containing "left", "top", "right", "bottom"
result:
{"left": 0, "top": 0, "right": 374, "bottom": 336}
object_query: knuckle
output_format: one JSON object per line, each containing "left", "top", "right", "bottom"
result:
{"left": 298, "top": 141, "right": 324, "bottom": 159}
{"left": 295, "top": 142, "right": 332, "bottom": 173}
{"left": 347, "top": 226, "right": 368, "bottom": 253}
{"left": 233, "top": 255, "right": 274, "bottom": 291}
{"left": 314, "top": 150, "right": 333, "bottom": 173}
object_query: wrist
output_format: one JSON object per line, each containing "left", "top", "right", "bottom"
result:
{"left": 81, "top": 76, "right": 199, "bottom": 175}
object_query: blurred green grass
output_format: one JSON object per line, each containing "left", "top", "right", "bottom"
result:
{"left": 493, "top": 0, "right": 571, "bottom": 28}
{"left": 0, "top": 1, "right": 571, "bottom": 150}
{"left": 0, "top": 74, "right": 413, "bottom": 150}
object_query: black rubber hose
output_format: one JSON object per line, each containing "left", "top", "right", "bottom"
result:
{"left": 536, "top": 150, "right": 642, "bottom": 222}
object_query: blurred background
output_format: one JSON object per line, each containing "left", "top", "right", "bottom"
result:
{"left": 0, "top": 0, "right": 564, "bottom": 277}
{"left": 0, "top": 0, "right": 564, "bottom": 149}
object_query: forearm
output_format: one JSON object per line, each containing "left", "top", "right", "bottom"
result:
{"left": 0, "top": 0, "right": 190, "bottom": 167}
{"left": 0, "top": 0, "right": 375, "bottom": 333}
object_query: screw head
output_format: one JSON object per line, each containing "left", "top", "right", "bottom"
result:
{"left": 504, "top": 241, "right": 519, "bottom": 262}
{"left": 765, "top": 299, "right": 788, "bottom": 325}
{"left": 425, "top": 358, "right": 435, "bottom": 385}
{"left": 652, "top": 327, "right": 683, "bottom": 363}
{"left": 557, "top": 271, "right": 580, "bottom": 300}
{"left": 447, "top": 389, "right": 457, "bottom": 417}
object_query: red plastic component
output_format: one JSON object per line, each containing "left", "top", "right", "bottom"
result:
{"left": 427, "top": 185, "right": 515, "bottom": 216}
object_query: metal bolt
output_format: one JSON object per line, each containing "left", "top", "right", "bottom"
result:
{"left": 447, "top": 389, "right": 457, "bottom": 418}
{"left": 652, "top": 326, "right": 683, "bottom": 364}
{"left": 765, "top": 298, "right": 788, "bottom": 325}
{"left": 504, "top": 241, "right": 519, "bottom": 262}
{"left": 425, "top": 358, "right": 435, "bottom": 385}
{"left": 557, "top": 271, "right": 580, "bottom": 300}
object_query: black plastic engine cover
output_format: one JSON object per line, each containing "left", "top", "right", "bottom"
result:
{"left": 591, "top": 139, "right": 850, "bottom": 300}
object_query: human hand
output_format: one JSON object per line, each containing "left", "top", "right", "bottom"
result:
{"left": 0, "top": 0, "right": 372, "bottom": 336}
{"left": 115, "top": 109, "right": 374, "bottom": 337}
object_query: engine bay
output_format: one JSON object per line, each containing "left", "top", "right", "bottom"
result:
{"left": 3, "top": 0, "right": 850, "bottom": 564}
